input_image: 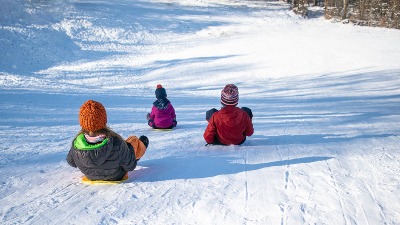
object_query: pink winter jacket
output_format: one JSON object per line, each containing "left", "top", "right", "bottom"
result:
{"left": 148, "top": 99, "right": 177, "bottom": 129}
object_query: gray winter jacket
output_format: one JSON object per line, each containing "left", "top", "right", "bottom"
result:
{"left": 67, "top": 134, "right": 137, "bottom": 181}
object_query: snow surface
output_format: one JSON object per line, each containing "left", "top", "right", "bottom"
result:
{"left": 1, "top": 0, "right": 400, "bottom": 224}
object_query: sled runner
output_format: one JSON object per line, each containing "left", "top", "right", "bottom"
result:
{"left": 81, "top": 173, "right": 128, "bottom": 184}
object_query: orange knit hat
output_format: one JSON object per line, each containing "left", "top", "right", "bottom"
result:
{"left": 79, "top": 100, "right": 107, "bottom": 132}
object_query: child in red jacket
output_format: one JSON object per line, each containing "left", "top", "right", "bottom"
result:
{"left": 203, "top": 84, "right": 254, "bottom": 145}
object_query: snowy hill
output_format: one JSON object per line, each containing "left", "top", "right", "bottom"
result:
{"left": 1, "top": 0, "right": 400, "bottom": 224}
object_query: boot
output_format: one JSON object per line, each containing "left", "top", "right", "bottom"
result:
{"left": 139, "top": 135, "right": 149, "bottom": 148}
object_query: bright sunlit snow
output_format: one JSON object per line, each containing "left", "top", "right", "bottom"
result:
{"left": 1, "top": 0, "right": 400, "bottom": 224}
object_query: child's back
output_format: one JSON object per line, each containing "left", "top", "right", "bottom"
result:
{"left": 147, "top": 84, "right": 177, "bottom": 129}
{"left": 203, "top": 84, "right": 254, "bottom": 145}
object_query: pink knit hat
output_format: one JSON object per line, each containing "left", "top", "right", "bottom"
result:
{"left": 220, "top": 84, "right": 239, "bottom": 106}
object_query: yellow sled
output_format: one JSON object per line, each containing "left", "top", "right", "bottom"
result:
{"left": 81, "top": 173, "right": 128, "bottom": 184}
{"left": 152, "top": 128, "right": 173, "bottom": 131}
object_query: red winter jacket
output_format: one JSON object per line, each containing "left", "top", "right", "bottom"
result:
{"left": 204, "top": 106, "right": 254, "bottom": 145}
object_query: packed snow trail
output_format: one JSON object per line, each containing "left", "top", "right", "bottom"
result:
{"left": 1, "top": 0, "right": 400, "bottom": 224}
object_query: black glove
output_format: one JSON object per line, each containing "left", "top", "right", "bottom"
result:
{"left": 241, "top": 107, "right": 253, "bottom": 119}
{"left": 206, "top": 108, "right": 218, "bottom": 121}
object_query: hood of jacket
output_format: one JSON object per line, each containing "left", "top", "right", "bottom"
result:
{"left": 153, "top": 98, "right": 171, "bottom": 110}
{"left": 73, "top": 133, "right": 113, "bottom": 166}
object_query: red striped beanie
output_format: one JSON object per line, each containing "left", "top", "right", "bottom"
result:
{"left": 221, "top": 84, "right": 239, "bottom": 106}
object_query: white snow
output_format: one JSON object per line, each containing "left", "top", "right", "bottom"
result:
{"left": 1, "top": 0, "right": 400, "bottom": 224}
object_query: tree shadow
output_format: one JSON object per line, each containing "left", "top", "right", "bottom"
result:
{"left": 0, "top": 90, "right": 214, "bottom": 127}
{"left": 249, "top": 133, "right": 397, "bottom": 146}
{"left": 130, "top": 155, "right": 333, "bottom": 182}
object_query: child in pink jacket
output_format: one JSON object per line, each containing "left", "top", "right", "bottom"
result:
{"left": 147, "top": 84, "right": 177, "bottom": 129}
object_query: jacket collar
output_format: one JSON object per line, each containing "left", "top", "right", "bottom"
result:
{"left": 74, "top": 133, "right": 109, "bottom": 150}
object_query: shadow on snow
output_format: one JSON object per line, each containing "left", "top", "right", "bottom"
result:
{"left": 131, "top": 155, "right": 333, "bottom": 182}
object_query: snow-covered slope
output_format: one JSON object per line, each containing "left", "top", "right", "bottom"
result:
{"left": 1, "top": 0, "right": 400, "bottom": 224}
